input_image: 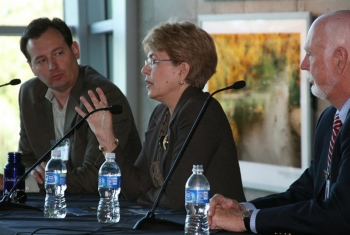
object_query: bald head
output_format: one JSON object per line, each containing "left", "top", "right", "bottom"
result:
{"left": 301, "top": 10, "right": 350, "bottom": 109}
{"left": 311, "top": 10, "right": 350, "bottom": 51}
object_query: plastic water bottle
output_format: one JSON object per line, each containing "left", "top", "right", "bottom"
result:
{"left": 185, "top": 165, "right": 210, "bottom": 235}
{"left": 44, "top": 150, "right": 67, "bottom": 218}
{"left": 97, "top": 152, "right": 121, "bottom": 223}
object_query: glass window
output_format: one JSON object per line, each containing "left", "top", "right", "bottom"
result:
{"left": 107, "top": 33, "right": 113, "bottom": 80}
{"left": 0, "top": 1, "right": 63, "bottom": 171}
{"left": 0, "top": 0, "right": 63, "bottom": 25}
{"left": 106, "top": 0, "right": 113, "bottom": 19}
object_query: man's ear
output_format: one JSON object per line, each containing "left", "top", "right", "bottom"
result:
{"left": 334, "top": 47, "right": 348, "bottom": 74}
{"left": 71, "top": 41, "right": 80, "bottom": 60}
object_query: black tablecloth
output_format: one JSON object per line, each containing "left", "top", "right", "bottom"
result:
{"left": 0, "top": 193, "right": 254, "bottom": 235}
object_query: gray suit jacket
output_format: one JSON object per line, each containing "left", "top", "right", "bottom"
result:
{"left": 19, "top": 65, "right": 141, "bottom": 194}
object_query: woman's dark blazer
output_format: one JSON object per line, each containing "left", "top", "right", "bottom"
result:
{"left": 116, "top": 86, "right": 246, "bottom": 210}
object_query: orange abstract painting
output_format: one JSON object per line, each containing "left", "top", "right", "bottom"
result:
{"left": 200, "top": 12, "right": 311, "bottom": 192}
{"left": 209, "top": 32, "right": 301, "bottom": 167}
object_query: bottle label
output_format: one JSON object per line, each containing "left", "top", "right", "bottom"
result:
{"left": 98, "top": 175, "right": 120, "bottom": 189}
{"left": 3, "top": 153, "right": 26, "bottom": 197}
{"left": 185, "top": 189, "right": 210, "bottom": 204}
{"left": 3, "top": 174, "right": 25, "bottom": 195}
{"left": 45, "top": 172, "right": 67, "bottom": 185}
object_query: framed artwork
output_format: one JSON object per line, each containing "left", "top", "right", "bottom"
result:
{"left": 199, "top": 12, "right": 312, "bottom": 192}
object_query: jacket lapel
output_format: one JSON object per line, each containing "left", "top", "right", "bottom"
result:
{"left": 64, "top": 67, "right": 83, "bottom": 136}
{"left": 314, "top": 107, "right": 335, "bottom": 199}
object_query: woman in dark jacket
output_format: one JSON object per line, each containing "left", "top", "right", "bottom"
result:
{"left": 76, "top": 19, "right": 246, "bottom": 210}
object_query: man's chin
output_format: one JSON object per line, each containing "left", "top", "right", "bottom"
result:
{"left": 311, "top": 87, "right": 327, "bottom": 100}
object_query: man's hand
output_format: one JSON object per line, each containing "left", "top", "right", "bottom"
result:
{"left": 208, "top": 194, "right": 246, "bottom": 232}
{"left": 30, "top": 162, "right": 47, "bottom": 184}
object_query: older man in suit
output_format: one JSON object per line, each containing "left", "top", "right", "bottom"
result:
{"left": 207, "top": 10, "right": 350, "bottom": 235}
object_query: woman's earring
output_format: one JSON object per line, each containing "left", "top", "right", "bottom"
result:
{"left": 179, "top": 80, "right": 184, "bottom": 85}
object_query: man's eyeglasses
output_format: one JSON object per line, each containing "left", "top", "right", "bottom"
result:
{"left": 145, "top": 58, "right": 172, "bottom": 68}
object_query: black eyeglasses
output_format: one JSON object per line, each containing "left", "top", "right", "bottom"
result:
{"left": 145, "top": 58, "right": 172, "bottom": 68}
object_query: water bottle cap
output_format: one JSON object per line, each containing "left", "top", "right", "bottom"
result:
{"left": 105, "top": 152, "right": 116, "bottom": 159}
{"left": 8, "top": 151, "right": 21, "bottom": 154}
{"left": 192, "top": 165, "right": 203, "bottom": 171}
{"left": 7, "top": 151, "right": 22, "bottom": 157}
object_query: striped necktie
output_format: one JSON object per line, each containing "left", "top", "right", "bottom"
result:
{"left": 325, "top": 113, "right": 342, "bottom": 199}
{"left": 327, "top": 114, "right": 342, "bottom": 169}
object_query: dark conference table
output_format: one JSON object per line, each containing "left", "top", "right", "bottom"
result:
{"left": 0, "top": 193, "right": 255, "bottom": 235}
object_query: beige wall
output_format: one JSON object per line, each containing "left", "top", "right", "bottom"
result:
{"left": 138, "top": 0, "right": 348, "bottom": 136}
{"left": 136, "top": 0, "right": 349, "bottom": 199}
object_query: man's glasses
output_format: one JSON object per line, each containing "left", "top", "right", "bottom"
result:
{"left": 145, "top": 58, "right": 172, "bottom": 68}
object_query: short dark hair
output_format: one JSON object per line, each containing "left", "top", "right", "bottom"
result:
{"left": 20, "top": 17, "right": 73, "bottom": 62}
